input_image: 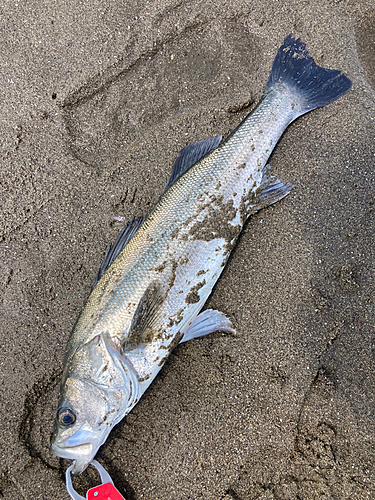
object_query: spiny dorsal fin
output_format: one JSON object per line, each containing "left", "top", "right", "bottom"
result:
{"left": 93, "top": 217, "right": 144, "bottom": 289}
{"left": 163, "top": 136, "right": 222, "bottom": 193}
{"left": 124, "top": 280, "right": 166, "bottom": 350}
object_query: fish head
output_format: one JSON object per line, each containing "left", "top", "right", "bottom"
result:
{"left": 50, "top": 333, "right": 138, "bottom": 475}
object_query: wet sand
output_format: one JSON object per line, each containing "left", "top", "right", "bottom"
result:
{"left": 0, "top": 1, "right": 374, "bottom": 499}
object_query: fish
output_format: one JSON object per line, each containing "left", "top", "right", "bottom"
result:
{"left": 50, "top": 34, "right": 351, "bottom": 475}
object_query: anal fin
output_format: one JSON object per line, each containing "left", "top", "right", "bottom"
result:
{"left": 247, "top": 164, "right": 293, "bottom": 216}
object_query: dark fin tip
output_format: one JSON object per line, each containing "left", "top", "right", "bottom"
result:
{"left": 265, "top": 33, "right": 352, "bottom": 113}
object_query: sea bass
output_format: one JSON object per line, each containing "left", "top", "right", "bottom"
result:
{"left": 51, "top": 35, "right": 351, "bottom": 475}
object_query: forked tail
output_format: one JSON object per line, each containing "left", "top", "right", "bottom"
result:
{"left": 264, "top": 34, "right": 351, "bottom": 114}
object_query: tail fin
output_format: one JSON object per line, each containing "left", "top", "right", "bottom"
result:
{"left": 264, "top": 34, "right": 351, "bottom": 114}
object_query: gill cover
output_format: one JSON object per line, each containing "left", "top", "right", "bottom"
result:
{"left": 71, "top": 333, "right": 135, "bottom": 392}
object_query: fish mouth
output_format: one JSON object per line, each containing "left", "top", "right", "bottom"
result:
{"left": 50, "top": 426, "right": 105, "bottom": 474}
{"left": 50, "top": 442, "right": 93, "bottom": 459}
{"left": 50, "top": 426, "right": 100, "bottom": 457}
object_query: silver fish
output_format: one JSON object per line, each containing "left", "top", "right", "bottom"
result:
{"left": 51, "top": 35, "right": 351, "bottom": 475}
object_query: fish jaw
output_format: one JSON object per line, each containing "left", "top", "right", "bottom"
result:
{"left": 50, "top": 414, "right": 109, "bottom": 474}
{"left": 50, "top": 426, "right": 107, "bottom": 475}
{"left": 51, "top": 443, "right": 97, "bottom": 476}
{"left": 50, "top": 443, "right": 94, "bottom": 474}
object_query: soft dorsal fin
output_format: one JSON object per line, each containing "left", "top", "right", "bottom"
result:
{"left": 124, "top": 280, "right": 166, "bottom": 350}
{"left": 163, "top": 136, "right": 222, "bottom": 193}
{"left": 93, "top": 217, "right": 144, "bottom": 289}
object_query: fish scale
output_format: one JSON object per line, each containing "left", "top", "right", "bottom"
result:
{"left": 79, "top": 90, "right": 298, "bottom": 350}
{"left": 51, "top": 34, "right": 351, "bottom": 478}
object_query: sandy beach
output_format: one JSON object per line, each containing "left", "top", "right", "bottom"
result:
{"left": 0, "top": 1, "right": 374, "bottom": 498}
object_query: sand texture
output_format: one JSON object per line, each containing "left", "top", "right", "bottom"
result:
{"left": 0, "top": 1, "right": 374, "bottom": 499}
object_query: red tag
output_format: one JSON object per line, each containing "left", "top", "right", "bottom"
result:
{"left": 86, "top": 482, "right": 125, "bottom": 500}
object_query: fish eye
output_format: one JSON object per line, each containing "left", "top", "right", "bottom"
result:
{"left": 57, "top": 407, "right": 76, "bottom": 426}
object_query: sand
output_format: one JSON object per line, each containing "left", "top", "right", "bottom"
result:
{"left": 0, "top": 0, "right": 374, "bottom": 499}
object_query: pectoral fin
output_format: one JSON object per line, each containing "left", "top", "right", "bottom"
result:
{"left": 180, "top": 309, "right": 235, "bottom": 344}
{"left": 125, "top": 280, "right": 166, "bottom": 350}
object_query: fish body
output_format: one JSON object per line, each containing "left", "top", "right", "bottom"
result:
{"left": 51, "top": 35, "right": 351, "bottom": 475}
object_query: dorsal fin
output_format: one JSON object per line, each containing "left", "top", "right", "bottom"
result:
{"left": 124, "top": 280, "right": 166, "bottom": 350}
{"left": 92, "top": 217, "right": 144, "bottom": 289}
{"left": 163, "top": 136, "right": 222, "bottom": 193}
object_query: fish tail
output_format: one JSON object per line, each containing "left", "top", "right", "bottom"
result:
{"left": 264, "top": 34, "right": 351, "bottom": 114}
